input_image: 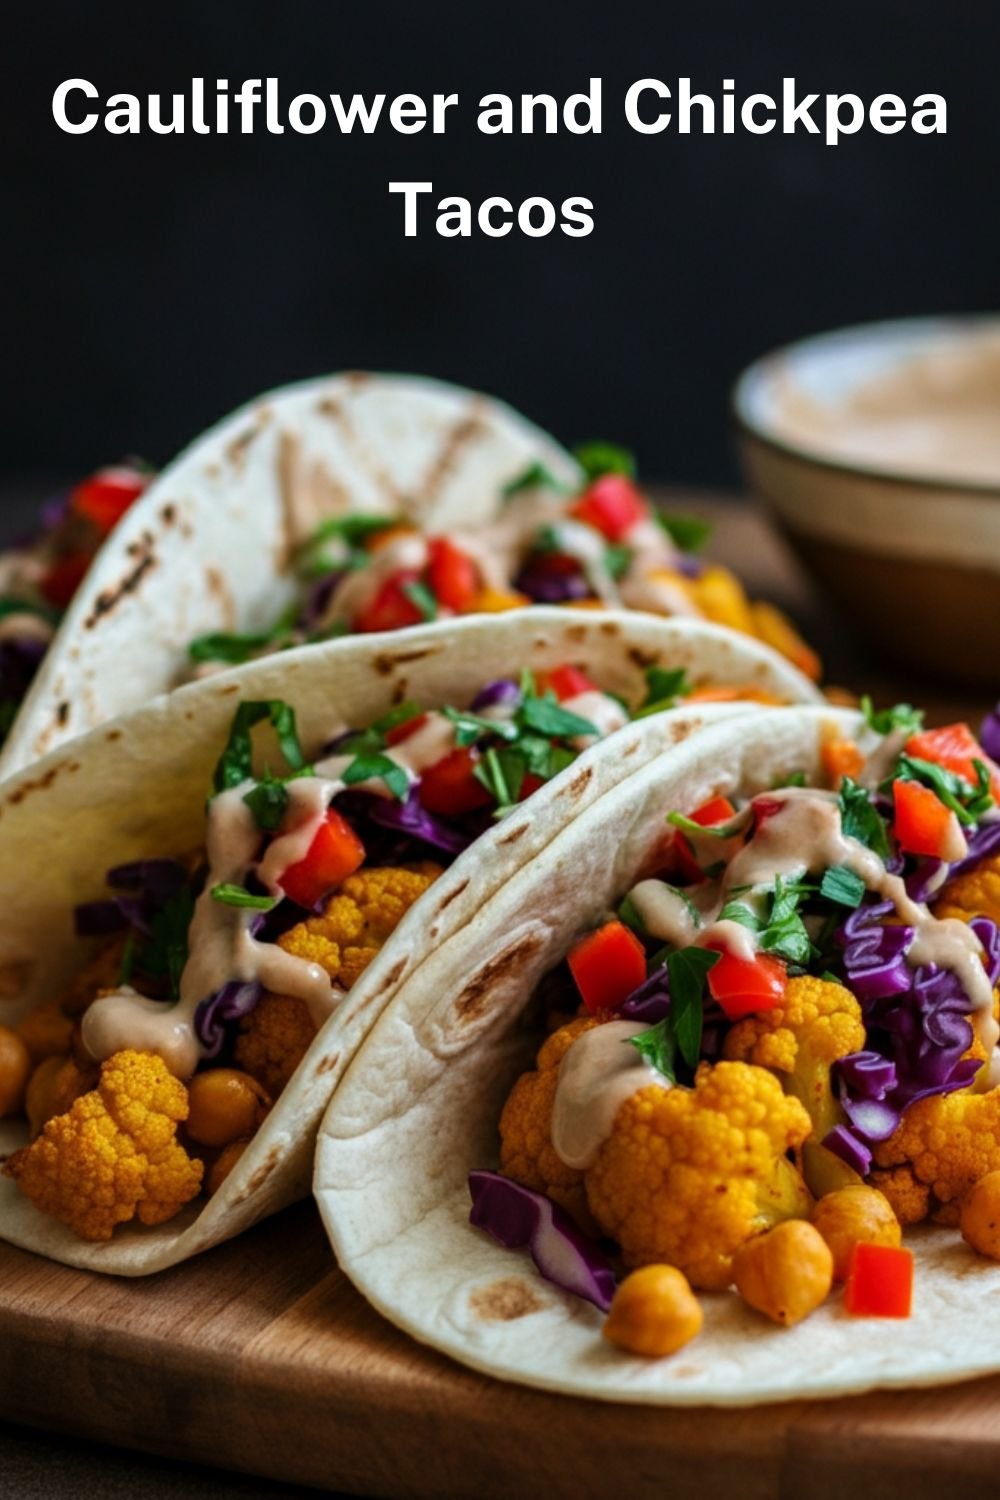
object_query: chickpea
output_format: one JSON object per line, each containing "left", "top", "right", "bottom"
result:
{"left": 812, "top": 1186, "right": 902, "bottom": 1281}
{"left": 603, "top": 1265, "right": 703, "bottom": 1357}
{"left": 733, "top": 1221, "right": 833, "bottom": 1327}
{"left": 25, "top": 1055, "right": 93, "bottom": 1136}
{"left": 960, "top": 1172, "right": 1000, "bottom": 1260}
{"left": 207, "top": 1138, "right": 252, "bottom": 1197}
{"left": 0, "top": 1026, "right": 31, "bottom": 1117}
{"left": 16, "top": 1005, "right": 74, "bottom": 1067}
{"left": 186, "top": 1069, "right": 270, "bottom": 1148}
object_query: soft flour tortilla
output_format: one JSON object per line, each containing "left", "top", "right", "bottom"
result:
{"left": 1, "top": 373, "right": 580, "bottom": 777}
{"left": 316, "top": 705, "right": 1000, "bottom": 1405}
{"left": 0, "top": 607, "right": 811, "bottom": 1274}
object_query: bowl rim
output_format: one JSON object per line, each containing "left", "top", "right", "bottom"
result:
{"left": 731, "top": 313, "right": 1000, "bottom": 499}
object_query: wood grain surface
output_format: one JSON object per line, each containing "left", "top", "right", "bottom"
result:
{"left": 2, "top": 498, "right": 998, "bottom": 1499}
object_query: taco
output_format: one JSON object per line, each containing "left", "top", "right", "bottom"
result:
{"left": 315, "top": 700, "right": 1000, "bottom": 1404}
{"left": 1, "top": 374, "right": 818, "bottom": 778}
{"left": 0, "top": 607, "right": 815, "bottom": 1274}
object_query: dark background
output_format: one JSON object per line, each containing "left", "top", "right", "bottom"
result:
{"left": 3, "top": 0, "right": 998, "bottom": 489}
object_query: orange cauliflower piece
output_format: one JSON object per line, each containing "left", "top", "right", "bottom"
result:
{"left": 5, "top": 1049, "right": 203, "bottom": 1241}
{"left": 277, "top": 862, "right": 442, "bottom": 987}
{"left": 235, "top": 992, "right": 318, "bottom": 1097}
{"left": 585, "top": 1060, "right": 812, "bottom": 1290}
{"left": 869, "top": 1164, "right": 932, "bottom": 1226}
{"left": 935, "top": 854, "right": 1000, "bottom": 926}
{"left": 499, "top": 1017, "right": 599, "bottom": 1230}
{"left": 723, "top": 975, "right": 864, "bottom": 1138}
{"left": 872, "top": 1087, "right": 1000, "bottom": 1225}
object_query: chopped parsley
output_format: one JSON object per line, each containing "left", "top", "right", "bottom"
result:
{"left": 860, "top": 696, "right": 924, "bottom": 737}
{"left": 342, "top": 752, "right": 409, "bottom": 801}
{"left": 629, "top": 947, "right": 720, "bottom": 1081}
{"left": 210, "top": 883, "right": 279, "bottom": 911}
{"left": 401, "top": 578, "right": 439, "bottom": 622}
{"left": 242, "top": 774, "right": 291, "bottom": 832}
{"left": 720, "top": 876, "right": 815, "bottom": 966}
{"left": 838, "top": 777, "right": 891, "bottom": 862}
{"left": 636, "top": 665, "right": 690, "bottom": 719}
{"left": 889, "top": 754, "right": 994, "bottom": 827}
{"left": 213, "top": 701, "right": 308, "bottom": 793}
{"left": 188, "top": 606, "right": 298, "bottom": 666}
{"left": 655, "top": 513, "right": 713, "bottom": 552}
{"left": 502, "top": 460, "right": 563, "bottom": 498}
{"left": 573, "top": 441, "right": 636, "bottom": 480}
{"left": 820, "top": 864, "right": 866, "bottom": 909}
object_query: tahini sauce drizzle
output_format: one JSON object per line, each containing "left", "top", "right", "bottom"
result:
{"left": 552, "top": 1020, "right": 669, "bottom": 1169}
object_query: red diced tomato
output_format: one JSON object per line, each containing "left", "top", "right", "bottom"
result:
{"left": 517, "top": 772, "right": 546, "bottom": 801}
{"left": 570, "top": 474, "right": 648, "bottom": 541}
{"left": 844, "top": 1243, "right": 913, "bottom": 1318}
{"left": 385, "top": 712, "right": 429, "bottom": 747}
{"left": 568, "top": 920, "right": 648, "bottom": 1014}
{"left": 70, "top": 466, "right": 147, "bottom": 535}
{"left": 705, "top": 948, "right": 787, "bottom": 1020}
{"left": 278, "top": 810, "right": 365, "bottom": 908}
{"left": 906, "top": 723, "right": 1000, "bottom": 800}
{"left": 892, "top": 778, "right": 960, "bottom": 859}
{"left": 418, "top": 747, "right": 494, "bottom": 816}
{"left": 40, "top": 552, "right": 92, "bottom": 609}
{"left": 355, "top": 571, "right": 425, "bottom": 634}
{"left": 542, "top": 665, "right": 598, "bottom": 701}
{"left": 427, "top": 538, "right": 478, "bottom": 614}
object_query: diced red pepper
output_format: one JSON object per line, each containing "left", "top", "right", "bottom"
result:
{"left": 385, "top": 712, "right": 429, "bottom": 747}
{"left": 355, "top": 571, "right": 425, "bottom": 634}
{"left": 517, "top": 772, "right": 546, "bottom": 802}
{"left": 541, "top": 665, "right": 598, "bottom": 702}
{"left": 570, "top": 474, "right": 649, "bottom": 542}
{"left": 844, "top": 1243, "right": 913, "bottom": 1318}
{"left": 418, "top": 747, "right": 494, "bottom": 816}
{"left": 892, "top": 777, "right": 959, "bottom": 859}
{"left": 705, "top": 948, "right": 787, "bottom": 1020}
{"left": 427, "top": 537, "right": 478, "bottom": 614}
{"left": 40, "top": 551, "right": 92, "bottom": 609}
{"left": 70, "top": 466, "right": 147, "bottom": 535}
{"left": 278, "top": 809, "right": 366, "bottom": 908}
{"left": 568, "top": 920, "right": 648, "bottom": 1014}
{"left": 750, "top": 794, "right": 786, "bottom": 829}
{"left": 673, "top": 795, "right": 737, "bottom": 884}
{"left": 906, "top": 723, "right": 1000, "bottom": 801}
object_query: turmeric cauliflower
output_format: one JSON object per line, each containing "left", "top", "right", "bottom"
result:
{"left": 723, "top": 975, "right": 864, "bottom": 1137}
{"left": 586, "top": 1060, "right": 812, "bottom": 1289}
{"left": 235, "top": 992, "right": 317, "bottom": 1097}
{"left": 872, "top": 1086, "right": 1000, "bottom": 1225}
{"left": 5, "top": 1049, "right": 203, "bottom": 1241}
{"left": 935, "top": 854, "right": 1000, "bottom": 926}
{"left": 499, "top": 1017, "right": 598, "bottom": 1230}
{"left": 278, "top": 862, "right": 442, "bottom": 987}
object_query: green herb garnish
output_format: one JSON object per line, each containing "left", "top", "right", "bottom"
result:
{"left": 656, "top": 513, "right": 713, "bottom": 552}
{"left": 188, "top": 606, "right": 298, "bottom": 666}
{"left": 342, "top": 752, "right": 409, "bottom": 801}
{"left": 242, "top": 774, "right": 291, "bottom": 832}
{"left": 210, "top": 883, "right": 279, "bottom": 911}
{"left": 401, "top": 579, "right": 439, "bottom": 622}
{"left": 213, "top": 701, "right": 307, "bottom": 794}
{"left": 820, "top": 865, "right": 866, "bottom": 909}
{"left": 636, "top": 664, "right": 690, "bottom": 719}
{"left": 502, "top": 461, "right": 563, "bottom": 499}
{"left": 890, "top": 755, "right": 994, "bottom": 827}
{"left": 860, "top": 697, "right": 924, "bottom": 737}
{"left": 573, "top": 442, "right": 636, "bottom": 480}
{"left": 838, "top": 777, "right": 891, "bottom": 861}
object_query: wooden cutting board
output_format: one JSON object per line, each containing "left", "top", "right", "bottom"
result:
{"left": 3, "top": 498, "right": 998, "bottom": 1499}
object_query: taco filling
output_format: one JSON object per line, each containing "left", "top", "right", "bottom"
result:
{"left": 186, "top": 445, "right": 819, "bottom": 683}
{"left": 1, "top": 663, "right": 649, "bottom": 1242}
{"left": 0, "top": 465, "right": 149, "bottom": 746}
{"left": 476, "top": 703, "right": 1000, "bottom": 1346}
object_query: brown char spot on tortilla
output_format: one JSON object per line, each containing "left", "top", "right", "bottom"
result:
{"left": 241, "top": 1144, "right": 283, "bottom": 1197}
{"left": 600, "top": 619, "right": 622, "bottom": 637}
{"left": 160, "top": 503, "right": 177, "bottom": 527}
{"left": 497, "top": 822, "right": 529, "bottom": 846}
{"left": 628, "top": 645, "right": 658, "bottom": 669}
{"left": 314, "top": 1051, "right": 342, "bottom": 1076}
{"left": 374, "top": 646, "right": 436, "bottom": 676}
{"left": 106, "top": 728, "right": 122, "bottom": 742}
{"left": 56, "top": 702, "right": 69, "bottom": 727}
{"left": 566, "top": 623, "right": 587, "bottom": 643}
{"left": 225, "top": 424, "right": 259, "bottom": 470}
{"left": 567, "top": 766, "right": 593, "bottom": 799}
{"left": 414, "top": 404, "right": 488, "bottom": 503}
{"left": 436, "top": 879, "right": 470, "bottom": 912}
{"left": 84, "top": 549, "right": 156, "bottom": 628}
{"left": 4, "top": 761, "right": 71, "bottom": 806}
{"left": 469, "top": 1277, "right": 546, "bottom": 1322}
{"left": 454, "top": 930, "right": 546, "bottom": 1021}
{"left": 204, "top": 566, "right": 237, "bottom": 628}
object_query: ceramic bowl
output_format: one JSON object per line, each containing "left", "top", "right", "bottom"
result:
{"left": 733, "top": 316, "right": 1000, "bottom": 682}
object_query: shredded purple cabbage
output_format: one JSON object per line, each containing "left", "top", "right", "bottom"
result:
{"left": 947, "top": 818, "right": 1000, "bottom": 884}
{"left": 822, "top": 1124, "right": 873, "bottom": 1176}
{"left": 619, "top": 968, "right": 671, "bottom": 1023}
{"left": 298, "top": 572, "right": 345, "bottom": 635}
{"left": 981, "top": 703, "right": 1000, "bottom": 763}
{"left": 74, "top": 860, "right": 190, "bottom": 938}
{"left": 470, "top": 679, "right": 521, "bottom": 712}
{"left": 468, "top": 1170, "right": 616, "bottom": 1312}
{"left": 361, "top": 786, "right": 475, "bottom": 856}
{"left": 514, "top": 561, "right": 591, "bottom": 604}
{"left": 105, "top": 860, "right": 189, "bottom": 900}
{"left": 838, "top": 900, "right": 914, "bottom": 1001}
{"left": 194, "top": 979, "right": 263, "bottom": 1059}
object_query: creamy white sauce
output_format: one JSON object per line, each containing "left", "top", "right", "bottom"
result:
{"left": 551, "top": 1020, "right": 668, "bottom": 1169}
{"left": 320, "top": 531, "right": 429, "bottom": 629}
{"left": 561, "top": 689, "right": 628, "bottom": 749}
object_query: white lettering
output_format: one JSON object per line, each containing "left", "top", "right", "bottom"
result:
{"left": 52, "top": 78, "right": 98, "bottom": 134}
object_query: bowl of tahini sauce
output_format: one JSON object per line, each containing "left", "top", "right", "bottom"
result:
{"left": 734, "top": 317, "right": 1000, "bottom": 681}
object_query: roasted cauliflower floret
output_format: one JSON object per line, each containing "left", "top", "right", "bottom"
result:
{"left": 872, "top": 1086, "right": 1000, "bottom": 1224}
{"left": 585, "top": 1060, "right": 812, "bottom": 1290}
{"left": 234, "top": 992, "right": 317, "bottom": 1097}
{"left": 499, "top": 1017, "right": 598, "bottom": 1230}
{"left": 723, "top": 975, "right": 864, "bottom": 1137}
{"left": 935, "top": 853, "right": 1000, "bottom": 927}
{"left": 277, "top": 862, "right": 442, "bottom": 987}
{"left": 868, "top": 1163, "right": 932, "bottom": 1226}
{"left": 4, "top": 1049, "right": 203, "bottom": 1241}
